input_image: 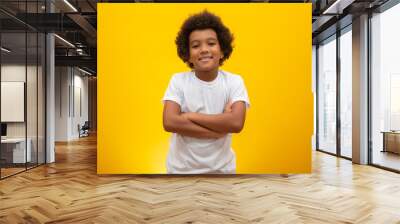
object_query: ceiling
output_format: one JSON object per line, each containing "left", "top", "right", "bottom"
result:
{"left": 1, "top": 0, "right": 97, "bottom": 74}
{"left": 0, "top": 0, "right": 395, "bottom": 75}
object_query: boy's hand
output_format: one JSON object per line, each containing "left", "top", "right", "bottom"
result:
{"left": 224, "top": 101, "right": 233, "bottom": 113}
{"left": 181, "top": 112, "right": 226, "bottom": 139}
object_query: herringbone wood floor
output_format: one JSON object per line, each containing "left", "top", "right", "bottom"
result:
{"left": 1, "top": 134, "right": 400, "bottom": 224}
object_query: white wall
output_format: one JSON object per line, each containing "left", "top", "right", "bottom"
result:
{"left": 1, "top": 63, "right": 46, "bottom": 164}
{"left": 1, "top": 66, "right": 26, "bottom": 136}
{"left": 1, "top": 65, "right": 38, "bottom": 137}
{"left": 55, "top": 67, "right": 70, "bottom": 141}
{"left": 73, "top": 72, "right": 89, "bottom": 138}
{"left": 55, "top": 67, "right": 89, "bottom": 141}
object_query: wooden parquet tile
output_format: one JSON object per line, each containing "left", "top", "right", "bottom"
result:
{"left": 1, "top": 134, "right": 400, "bottom": 223}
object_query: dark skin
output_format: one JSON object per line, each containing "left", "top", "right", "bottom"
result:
{"left": 188, "top": 29, "right": 222, "bottom": 82}
{"left": 163, "top": 28, "right": 246, "bottom": 138}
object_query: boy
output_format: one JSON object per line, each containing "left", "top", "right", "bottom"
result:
{"left": 162, "top": 10, "right": 250, "bottom": 174}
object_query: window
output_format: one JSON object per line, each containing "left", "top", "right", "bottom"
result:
{"left": 371, "top": 2, "right": 400, "bottom": 171}
{"left": 317, "top": 35, "right": 337, "bottom": 154}
{"left": 339, "top": 27, "right": 352, "bottom": 158}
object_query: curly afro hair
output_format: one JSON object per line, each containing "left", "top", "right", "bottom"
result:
{"left": 175, "top": 10, "right": 234, "bottom": 68}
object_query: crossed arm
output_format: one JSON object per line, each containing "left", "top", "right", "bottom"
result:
{"left": 163, "top": 100, "right": 247, "bottom": 139}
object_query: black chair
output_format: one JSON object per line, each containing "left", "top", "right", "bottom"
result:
{"left": 79, "top": 121, "right": 90, "bottom": 138}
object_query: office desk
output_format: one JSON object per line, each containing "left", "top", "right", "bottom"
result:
{"left": 1, "top": 138, "right": 31, "bottom": 163}
{"left": 381, "top": 131, "right": 400, "bottom": 154}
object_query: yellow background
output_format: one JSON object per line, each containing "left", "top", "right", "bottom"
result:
{"left": 98, "top": 3, "right": 312, "bottom": 174}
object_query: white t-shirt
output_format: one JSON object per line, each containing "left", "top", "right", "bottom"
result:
{"left": 162, "top": 70, "right": 250, "bottom": 174}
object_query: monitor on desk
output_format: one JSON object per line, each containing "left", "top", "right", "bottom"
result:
{"left": 1, "top": 123, "right": 7, "bottom": 138}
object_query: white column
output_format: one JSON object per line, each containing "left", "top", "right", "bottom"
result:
{"left": 352, "top": 14, "right": 369, "bottom": 164}
{"left": 45, "top": 0, "right": 55, "bottom": 163}
{"left": 46, "top": 32, "right": 55, "bottom": 163}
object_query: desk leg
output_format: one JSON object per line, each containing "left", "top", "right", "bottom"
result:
{"left": 382, "top": 133, "right": 386, "bottom": 153}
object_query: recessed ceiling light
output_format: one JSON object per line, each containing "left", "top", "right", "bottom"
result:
{"left": 63, "top": 0, "right": 78, "bottom": 12}
{"left": 77, "top": 67, "right": 93, "bottom": 76}
{"left": 54, "top": 34, "right": 75, "bottom": 48}
{"left": 1, "top": 47, "right": 11, "bottom": 53}
{"left": 322, "top": 0, "right": 355, "bottom": 15}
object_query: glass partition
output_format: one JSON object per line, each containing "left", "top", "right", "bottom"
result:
{"left": 1, "top": 30, "right": 28, "bottom": 177}
{"left": 371, "top": 3, "right": 400, "bottom": 171}
{"left": 339, "top": 27, "right": 352, "bottom": 158}
{"left": 0, "top": 1, "right": 46, "bottom": 179}
{"left": 317, "top": 35, "right": 337, "bottom": 154}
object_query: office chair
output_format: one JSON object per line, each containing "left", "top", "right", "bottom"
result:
{"left": 79, "top": 121, "right": 90, "bottom": 138}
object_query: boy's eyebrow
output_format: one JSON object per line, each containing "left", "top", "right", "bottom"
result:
{"left": 206, "top": 37, "right": 218, "bottom": 41}
{"left": 189, "top": 38, "right": 218, "bottom": 45}
{"left": 189, "top": 40, "right": 200, "bottom": 45}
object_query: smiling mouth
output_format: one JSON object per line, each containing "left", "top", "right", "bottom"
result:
{"left": 199, "top": 56, "right": 213, "bottom": 61}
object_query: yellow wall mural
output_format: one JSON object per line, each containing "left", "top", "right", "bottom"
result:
{"left": 98, "top": 3, "right": 312, "bottom": 174}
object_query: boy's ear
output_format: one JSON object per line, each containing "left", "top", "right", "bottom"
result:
{"left": 187, "top": 54, "right": 193, "bottom": 63}
{"left": 219, "top": 54, "right": 224, "bottom": 64}
{"left": 187, "top": 59, "right": 193, "bottom": 68}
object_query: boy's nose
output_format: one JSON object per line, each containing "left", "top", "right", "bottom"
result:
{"left": 200, "top": 45, "right": 209, "bottom": 53}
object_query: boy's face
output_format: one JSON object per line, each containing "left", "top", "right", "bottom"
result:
{"left": 188, "top": 29, "right": 223, "bottom": 73}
